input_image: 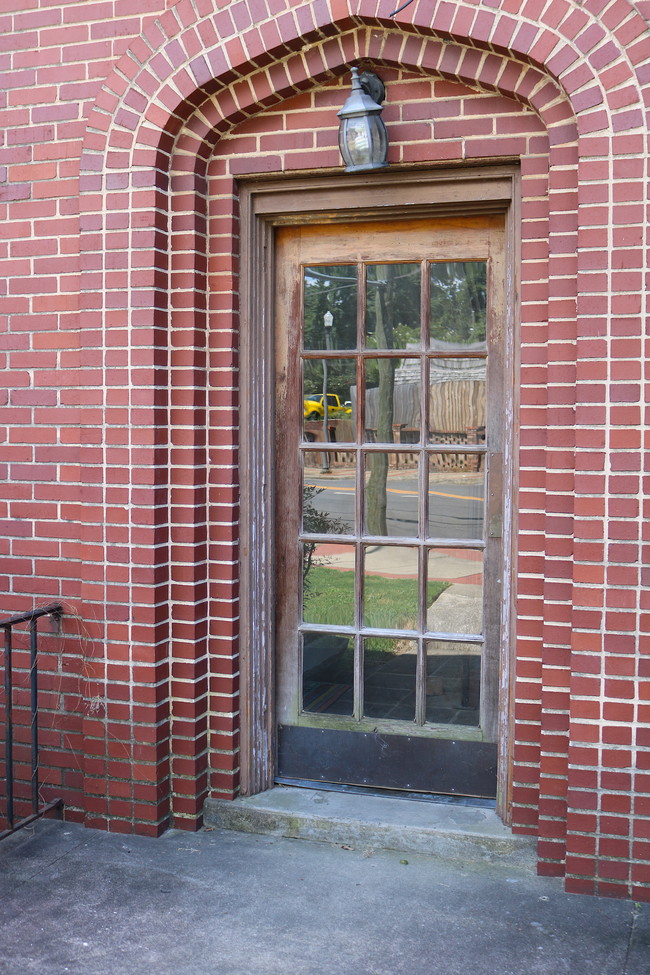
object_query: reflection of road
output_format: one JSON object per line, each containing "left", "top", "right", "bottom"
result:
{"left": 305, "top": 473, "right": 484, "bottom": 539}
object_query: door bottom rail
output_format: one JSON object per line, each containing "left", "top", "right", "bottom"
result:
{"left": 275, "top": 775, "right": 496, "bottom": 807}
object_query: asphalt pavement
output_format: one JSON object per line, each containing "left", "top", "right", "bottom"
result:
{"left": 305, "top": 469, "right": 484, "bottom": 539}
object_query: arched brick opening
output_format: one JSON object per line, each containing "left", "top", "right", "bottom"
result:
{"left": 77, "top": 1, "right": 648, "bottom": 899}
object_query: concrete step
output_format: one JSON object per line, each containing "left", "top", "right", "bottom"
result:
{"left": 203, "top": 786, "right": 536, "bottom": 867}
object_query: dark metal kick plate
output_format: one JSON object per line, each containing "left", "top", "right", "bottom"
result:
{"left": 277, "top": 725, "right": 497, "bottom": 798}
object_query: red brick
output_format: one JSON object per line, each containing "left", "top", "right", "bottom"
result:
{"left": 0, "top": 1, "right": 647, "bottom": 900}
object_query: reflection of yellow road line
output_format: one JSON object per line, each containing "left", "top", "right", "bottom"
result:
{"left": 395, "top": 488, "right": 482, "bottom": 502}
{"left": 306, "top": 483, "right": 483, "bottom": 502}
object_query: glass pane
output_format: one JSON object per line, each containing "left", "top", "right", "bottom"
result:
{"left": 366, "top": 263, "right": 420, "bottom": 350}
{"left": 426, "top": 640, "right": 481, "bottom": 726}
{"left": 363, "top": 545, "right": 418, "bottom": 630}
{"left": 365, "top": 357, "right": 419, "bottom": 444}
{"left": 364, "top": 454, "right": 419, "bottom": 538}
{"left": 427, "top": 548, "right": 483, "bottom": 636}
{"left": 303, "top": 633, "right": 354, "bottom": 716}
{"left": 304, "top": 358, "right": 356, "bottom": 442}
{"left": 428, "top": 357, "right": 486, "bottom": 445}
{"left": 304, "top": 265, "right": 357, "bottom": 351}
{"left": 363, "top": 637, "right": 417, "bottom": 721}
{"left": 429, "top": 261, "right": 487, "bottom": 350}
{"left": 303, "top": 459, "right": 356, "bottom": 535}
{"left": 303, "top": 542, "right": 355, "bottom": 627}
{"left": 428, "top": 459, "right": 484, "bottom": 540}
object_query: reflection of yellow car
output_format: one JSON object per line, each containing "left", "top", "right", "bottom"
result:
{"left": 303, "top": 394, "right": 352, "bottom": 420}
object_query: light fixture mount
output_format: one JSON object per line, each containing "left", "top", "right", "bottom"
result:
{"left": 358, "top": 70, "right": 385, "bottom": 106}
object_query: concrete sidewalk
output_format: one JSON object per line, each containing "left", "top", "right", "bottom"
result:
{"left": 0, "top": 815, "right": 648, "bottom": 975}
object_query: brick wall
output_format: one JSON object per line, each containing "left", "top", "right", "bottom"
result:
{"left": 1, "top": 0, "right": 649, "bottom": 900}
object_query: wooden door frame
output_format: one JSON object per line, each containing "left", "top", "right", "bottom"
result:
{"left": 238, "top": 165, "right": 520, "bottom": 822}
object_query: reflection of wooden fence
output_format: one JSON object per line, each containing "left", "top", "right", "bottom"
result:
{"left": 304, "top": 421, "right": 484, "bottom": 472}
{"left": 364, "top": 380, "right": 486, "bottom": 432}
{"left": 304, "top": 422, "right": 356, "bottom": 469}
{"left": 304, "top": 380, "right": 486, "bottom": 472}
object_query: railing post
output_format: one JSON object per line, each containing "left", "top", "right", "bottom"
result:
{"left": 30, "top": 616, "right": 39, "bottom": 816}
{"left": 3, "top": 625, "right": 13, "bottom": 829}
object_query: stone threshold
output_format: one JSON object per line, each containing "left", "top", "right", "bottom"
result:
{"left": 203, "top": 785, "right": 536, "bottom": 867}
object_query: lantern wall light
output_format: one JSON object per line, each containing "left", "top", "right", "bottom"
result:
{"left": 337, "top": 67, "right": 389, "bottom": 173}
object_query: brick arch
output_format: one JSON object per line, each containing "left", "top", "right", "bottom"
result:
{"left": 80, "top": 0, "right": 650, "bottom": 175}
{"left": 77, "top": 1, "right": 649, "bottom": 901}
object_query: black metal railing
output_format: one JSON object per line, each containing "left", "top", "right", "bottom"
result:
{"left": 0, "top": 603, "right": 64, "bottom": 840}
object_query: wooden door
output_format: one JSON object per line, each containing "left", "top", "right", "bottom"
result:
{"left": 274, "top": 215, "right": 506, "bottom": 798}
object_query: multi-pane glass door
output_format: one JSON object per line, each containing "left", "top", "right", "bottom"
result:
{"left": 274, "top": 217, "right": 505, "bottom": 798}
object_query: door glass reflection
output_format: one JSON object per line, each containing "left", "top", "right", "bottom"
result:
{"left": 303, "top": 542, "right": 355, "bottom": 627}
{"left": 363, "top": 545, "right": 418, "bottom": 631}
{"left": 426, "top": 640, "right": 481, "bottom": 726}
{"left": 364, "top": 454, "right": 419, "bottom": 538}
{"left": 303, "top": 459, "right": 355, "bottom": 535}
{"left": 427, "top": 548, "right": 483, "bottom": 636}
{"left": 429, "top": 261, "right": 487, "bottom": 350}
{"left": 304, "top": 265, "right": 357, "bottom": 351}
{"left": 428, "top": 357, "right": 486, "bottom": 445}
{"left": 365, "top": 358, "right": 419, "bottom": 445}
{"left": 428, "top": 459, "right": 484, "bottom": 540}
{"left": 295, "top": 251, "right": 494, "bottom": 736}
{"left": 366, "top": 264, "right": 420, "bottom": 350}
{"left": 303, "top": 358, "right": 356, "bottom": 442}
{"left": 363, "top": 637, "right": 417, "bottom": 721}
{"left": 302, "top": 632, "right": 354, "bottom": 716}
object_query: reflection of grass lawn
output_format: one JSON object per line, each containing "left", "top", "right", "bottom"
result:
{"left": 304, "top": 566, "right": 448, "bottom": 632}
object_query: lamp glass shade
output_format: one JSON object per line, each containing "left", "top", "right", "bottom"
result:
{"left": 338, "top": 113, "right": 388, "bottom": 172}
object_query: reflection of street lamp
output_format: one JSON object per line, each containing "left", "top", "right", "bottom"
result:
{"left": 321, "top": 310, "right": 334, "bottom": 473}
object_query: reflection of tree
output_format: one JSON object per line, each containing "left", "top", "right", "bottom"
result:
{"left": 302, "top": 485, "right": 347, "bottom": 598}
{"left": 304, "top": 264, "right": 422, "bottom": 400}
{"left": 304, "top": 267, "right": 357, "bottom": 400}
{"left": 365, "top": 266, "right": 397, "bottom": 536}
{"left": 430, "top": 262, "right": 486, "bottom": 344}
{"left": 364, "top": 265, "right": 420, "bottom": 390}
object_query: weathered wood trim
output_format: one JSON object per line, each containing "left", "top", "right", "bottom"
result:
{"left": 242, "top": 166, "right": 516, "bottom": 224}
{"left": 496, "top": 171, "right": 521, "bottom": 824}
{"left": 238, "top": 190, "right": 275, "bottom": 795}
